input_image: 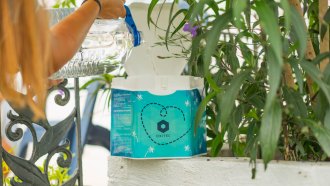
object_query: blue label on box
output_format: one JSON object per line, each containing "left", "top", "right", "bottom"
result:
{"left": 110, "top": 89, "right": 206, "bottom": 158}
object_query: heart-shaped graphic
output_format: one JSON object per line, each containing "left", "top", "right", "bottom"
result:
{"left": 140, "top": 102, "right": 190, "bottom": 146}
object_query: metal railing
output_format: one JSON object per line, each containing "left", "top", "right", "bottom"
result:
{"left": 0, "top": 79, "right": 83, "bottom": 186}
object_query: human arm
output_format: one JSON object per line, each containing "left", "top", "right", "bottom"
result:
{"left": 50, "top": 0, "right": 126, "bottom": 73}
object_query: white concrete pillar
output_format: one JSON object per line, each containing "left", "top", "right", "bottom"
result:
{"left": 108, "top": 156, "right": 330, "bottom": 186}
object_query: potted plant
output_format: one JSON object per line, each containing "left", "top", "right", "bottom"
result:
{"left": 145, "top": 0, "right": 330, "bottom": 178}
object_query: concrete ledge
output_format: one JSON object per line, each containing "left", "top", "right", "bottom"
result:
{"left": 108, "top": 156, "right": 330, "bottom": 186}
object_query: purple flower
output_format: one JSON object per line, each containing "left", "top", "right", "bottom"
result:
{"left": 183, "top": 23, "right": 199, "bottom": 37}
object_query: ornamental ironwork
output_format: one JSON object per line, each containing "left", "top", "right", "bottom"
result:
{"left": 0, "top": 79, "right": 83, "bottom": 186}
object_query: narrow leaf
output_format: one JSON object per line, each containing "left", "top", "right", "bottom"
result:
{"left": 280, "top": 0, "right": 291, "bottom": 32}
{"left": 210, "top": 134, "right": 223, "bottom": 157}
{"left": 205, "top": 74, "right": 221, "bottom": 92}
{"left": 194, "top": 91, "right": 216, "bottom": 132}
{"left": 164, "top": 1, "right": 176, "bottom": 49}
{"left": 312, "top": 52, "right": 330, "bottom": 65}
{"left": 290, "top": 6, "right": 307, "bottom": 59}
{"left": 321, "top": 24, "right": 328, "bottom": 41}
{"left": 244, "top": 1, "right": 251, "bottom": 30}
{"left": 233, "top": 0, "right": 247, "bottom": 26}
{"left": 190, "top": 0, "right": 209, "bottom": 22}
{"left": 80, "top": 78, "right": 104, "bottom": 90}
{"left": 301, "top": 60, "right": 330, "bottom": 103}
{"left": 324, "top": 109, "right": 330, "bottom": 130}
{"left": 282, "top": 87, "right": 307, "bottom": 118}
{"left": 147, "top": 0, "right": 160, "bottom": 28}
{"left": 206, "top": 0, "right": 219, "bottom": 16}
{"left": 239, "top": 41, "right": 255, "bottom": 67}
{"left": 266, "top": 49, "right": 283, "bottom": 108}
{"left": 170, "top": 9, "right": 189, "bottom": 37}
{"left": 203, "top": 12, "right": 231, "bottom": 75}
{"left": 321, "top": 7, "right": 330, "bottom": 40}
{"left": 289, "top": 58, "right": 304, "bottom": 94}
{"left": 220, "top": 70, "right": 250, "bottom": 126}
{"left": 305, "top": 120, "right": 330, "bottom": 156}
{"left": 323, "top": 7, "right": 330, "bottom": 24}
{"left": 188, "top": 35, "right": 203, "bottom": 74}
{"left": 260, "top": 100, "right": 282, "bottom": 168}
{"left": 255, "top": 1, "right": 283, "bottom": 67}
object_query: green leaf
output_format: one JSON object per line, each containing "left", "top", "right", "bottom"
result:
{"left": 320, "top": 24, "right": 328, "bottom": 41}
{"left": 312, "top": 52, "right": 330, "bottom": 65}
{"left": 70, "top": 0, "right": 76, "bottom": 7}
{"left": 219, "top": 70, "right": 250, "bottom": 127}
{"left": 289, "top": 58, "right": 304, "bottom": 94}
{"left": 301, "top": 60, "right": 330, "bottom": 103}
{"left": 232, "top": 142, "right": 246, "bottom": 157}
{"left": 210, "top": 134, "right": 223, "bottom": 157}
{"left": 233, "top": 0, "right": 247, "bottom": 27}
{"left": 244, "top": 1, "right": 251, "bottom": 30}
{"left": 226, "top": 38, "right": 240, "bottom": 73}
{"left": 188, "top": 35, "right": 203, "bottom": 74}
{"left": 266, "top": 49, "right": 283, "bottom": 108}
{"left": 147, "top": 0, "right": 160, "bottom": 28}
{"left": 206, "top": 0, "right": 220, "bottom": 16}
{"left": 190, "top": 0, "right": 210, "bottom": 22}
{"left": 314, "top": 91, "right": 329, "bottom": 121}
{"left": 260, "top": 100, "right": 282, "bottom": 168}
{"left": 321, "top": 7, "right": 330, "bottom": 40}
{"left": 170, "top": 9, "right": 190, "bottom": 38}
{"left": 164, "top": 1, "right": 176, "bottom": 50}
{"left": 254, "top": 1, "right": 283, "bottom": 67}
{"left": 245, "top": 123, "right": 259, "bottom": 179}
{"left": 323, "top": 7, "right": 330, "bottom": 24}
{"left": 228, "top": 105, "right": 243, "bottom": 146}
{"left": 102, "top": 73, "right": 114, "bottom": 83}
{"left": 324, "top": 109, "right": 330, "bottom": 130}
{"left": 207, "top": 128, "right": 216, "bottom": 139}
{"left": 280, "top": 0, "right": 291, "bottom": 33}
{"left": 305, "top": 120, "right": 330, "bottom": 156}
{"left": 80, "top": 78, "right": 104, "bottom": 90}
{"left": 194, "top": 91, "right": 216, "bottom": 132}
{"left": 205, "top": 74, "right": 221, "bottom": 92}
{"left": 203, "top": 12, "right": 231, "bottom": 75}
{"left": 290, "top": 6, "right": 307, "bottom": 59}
{"left": 239, "top": 41, "right": 255, "bottom": 67}
{"left": 233, "top": 0, "right": 247, "bottom": 18}
{"left": 282, "top": 87, "right": 307, "bottom": 118}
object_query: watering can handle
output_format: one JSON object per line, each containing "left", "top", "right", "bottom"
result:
{"left": 124, "top": 5, "right": 141, "bottom": 47}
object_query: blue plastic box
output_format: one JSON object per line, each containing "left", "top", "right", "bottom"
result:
{"left": 110, "top": 76, "right": 206, "bottom": 159}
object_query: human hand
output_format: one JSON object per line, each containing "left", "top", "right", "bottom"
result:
{"left": 99, "top": 0, "right": 126, "bottom": 19}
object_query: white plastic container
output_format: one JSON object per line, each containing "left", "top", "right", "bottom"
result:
{"left": 110, "top": 59, "right": 207, "bottom": 159}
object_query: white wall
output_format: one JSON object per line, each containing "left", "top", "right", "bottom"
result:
{"left": 108, "top": 156, "right": 330, "bottom": 186}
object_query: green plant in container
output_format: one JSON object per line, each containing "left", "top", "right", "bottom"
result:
{"left": 147, "top": 0, "right": 330, "bottom": 178}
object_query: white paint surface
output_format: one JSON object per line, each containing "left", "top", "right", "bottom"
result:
{"left": 108, "top": 156, "right": 330, "bottom": 186}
